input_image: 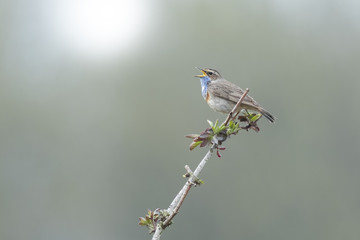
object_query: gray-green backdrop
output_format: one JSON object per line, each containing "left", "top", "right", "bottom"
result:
{"left": 1, "top": 1, "right": 359, "bottom": 240}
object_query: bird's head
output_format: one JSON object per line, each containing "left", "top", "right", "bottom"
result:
{"left": 195, "top": 68, "right": 222, "bottom": 81}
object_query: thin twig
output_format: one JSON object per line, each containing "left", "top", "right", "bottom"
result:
{"left": 222, "top": 88, "right": 250, "bottom": 126}
{"left": 162, "top": 182, "right": 192, "bottom": 227}
{"left": 152, "top": 145, "right": 215, "bottom": 240}
{"left": 151, "top": 88, "right": 251, "bottom": 240}
{"left": 184, "top": 165, "right": 193, "bottom": 174}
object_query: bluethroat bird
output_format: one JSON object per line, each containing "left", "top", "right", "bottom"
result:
{"left": 195, "top": 68, "right": 275, "bottom": 123}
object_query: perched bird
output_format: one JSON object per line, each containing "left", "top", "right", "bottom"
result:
{"left": 195, "top": 68, "right": 275, "bottom": 123}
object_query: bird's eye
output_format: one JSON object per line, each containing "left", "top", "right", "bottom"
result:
{"left": 208, "top": 72, "right": 213, "bottom": 75}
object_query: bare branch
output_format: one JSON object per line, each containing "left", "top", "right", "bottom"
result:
{"left": 152, "top": 145, "right": 215, "bottom": 240}
{"left": 150, "top": 88, "right": 251, "bottom": 240}
{"left": 162, "top": 181, "right": 191, "bottom": 227}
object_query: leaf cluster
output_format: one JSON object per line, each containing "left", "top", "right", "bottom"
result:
{"left": 186, "top": 112, "right": 262, "bottom": 157}
{"left": 139, "top": 209, "right": 171, "bottom": 234}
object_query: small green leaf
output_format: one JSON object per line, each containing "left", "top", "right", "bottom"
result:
{"left": 138, "top": 217, "right": 147, "bottom": 226}
{"left": 190, "top": 141, "right": 202, "bottom": 151}
{"left": 147, "top": 209, "right": 152, "bottom": 216}
{"left": 207, "top": 120, "right": 214, "bottom": 127}
{"left": 139, "top": 217, "right": 151, "bottom": 226}
{"left": 214, "top": 119, "right": 219, "bottom": 129}
{"left": 250, "top": 113, "right": 262, "bottom": 122}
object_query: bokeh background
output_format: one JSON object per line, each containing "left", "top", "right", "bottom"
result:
{"left": 1, "top": 0, "right": 360, "bottom": 239}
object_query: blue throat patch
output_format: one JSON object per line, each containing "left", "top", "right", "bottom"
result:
{"left": 200, "top": 76, "right": 211, "bottom": 100}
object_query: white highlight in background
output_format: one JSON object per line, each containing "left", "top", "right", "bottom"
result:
{"left": 48, "top": 0, "right": 151, "bottom": 60}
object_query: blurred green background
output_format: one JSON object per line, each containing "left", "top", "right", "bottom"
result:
{"left": 1, "top": 0, "right": 360, "bottom": 239}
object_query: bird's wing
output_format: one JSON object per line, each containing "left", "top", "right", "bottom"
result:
{"left": 208, "top": 79, "right": 261, "bottom": 107}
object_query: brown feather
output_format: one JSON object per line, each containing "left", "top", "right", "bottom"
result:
{"left": 207, "top": 79, "right": 260, "bottom": 108}
{"left": 207, "top": 79, "right": 275, "bottom": 122}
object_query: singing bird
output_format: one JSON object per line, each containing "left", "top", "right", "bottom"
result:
{"left": 195, "top": 68, "right": 275, "bottom": 123}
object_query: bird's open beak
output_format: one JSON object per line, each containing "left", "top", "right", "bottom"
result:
{"left": 194, "top": 67, "right": 207, "bottom": 78}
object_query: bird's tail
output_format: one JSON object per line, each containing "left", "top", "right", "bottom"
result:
{"left": 259, "top": 108, "right": 275, "bottom": 123}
